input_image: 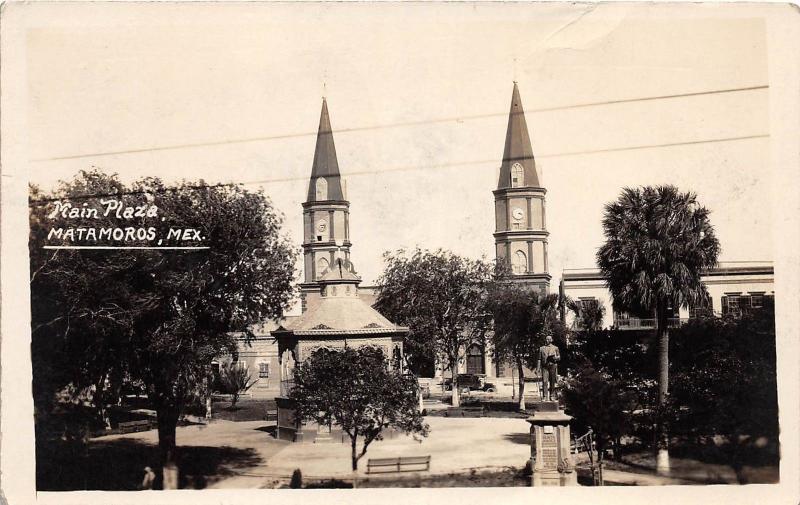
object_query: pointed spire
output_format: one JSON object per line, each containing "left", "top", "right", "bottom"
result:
{"left": 497, "top": 82, "right": 540, "bottom": 189}
{"left": 308, "top": 98, "right": 345, "bottom": 202}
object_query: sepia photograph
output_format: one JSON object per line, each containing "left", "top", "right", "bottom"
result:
{"left": 2, "top": 2, "right": 800, "bottom": 504}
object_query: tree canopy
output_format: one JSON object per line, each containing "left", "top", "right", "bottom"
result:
{"left": 597, "top": 185, "right": 720, "bottom": 316}
{"left": 374, "top": 248, "right": 496, "bottom": 406}
{"left": 668, "top": 301, "right": 778, "bottom": 482}
{"left": 487, "top": 284, "right": 564, "bottom": 410}
{"left": 289, "top": 346, "right": 428, "bottom": 471}
{"left": 30, "top": 169, "right": 297, "bottom": 486}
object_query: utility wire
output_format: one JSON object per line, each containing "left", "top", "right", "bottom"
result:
{"left": 28, "top": 133, "right": 769, "bottom": 205}
{"left": 31, "top": 84, "right": 768, "bottom": 162}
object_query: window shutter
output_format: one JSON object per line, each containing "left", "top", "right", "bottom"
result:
{"left": 721, "top": 296, "right": 729, "bottom": 315}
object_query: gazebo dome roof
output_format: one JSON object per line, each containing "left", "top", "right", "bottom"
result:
{"left": 274, "top": 257, "right": 407, "bottom": 337}
{"left": 279, "top": 296, "right": 406, "bottom": 336}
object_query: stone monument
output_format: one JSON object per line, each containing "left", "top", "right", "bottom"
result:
{"left": 536, "top": 334, "right": 560, "bottom": 402}
{"left": 527, "top": 402, "right": 577, "bottom": 486}
{"left": 528, "top": 335, "right": 576, "bottom": 486}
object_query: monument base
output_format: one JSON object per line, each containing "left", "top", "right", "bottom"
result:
{"left": 532, "top": 470, "right": 579, "bottom": 487}
{"left": 527, "top": 402, "right": 578, "bottom": 487}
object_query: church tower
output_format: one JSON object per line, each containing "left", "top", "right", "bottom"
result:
{"left": 300, "top": 98, "right": 353, "bottom": 311}
{"left": 493, "top": 83, "right": 551, "bottom": 293}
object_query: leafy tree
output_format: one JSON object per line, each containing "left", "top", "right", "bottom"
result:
{"left": 374, "top": 249, "right": 495, "bottom": 407}
{"left": 487, "top": 284, "right": 564, "bottom": 411}
{"left": 216, "top": 362, "right": 259, "bottom": 408}
{"left": 563, "top": 362, "right": 635, "bottom": 484}
{"left": 567, "top": 328, "right": 653, "bottom": 387}
{"left": 596, "top": 185, "right": 720, "bottom": 473}
{"left": 668, "top": 301, "right": 778, "bottom": 482}
{"left": 29, "top": 169, "right": 296, "bottom": 488}
{"left": 289, "top": 346, "right": 429, "bottom": 471}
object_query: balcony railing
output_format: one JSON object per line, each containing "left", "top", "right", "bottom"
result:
{"left": 613, "top": 317, "right": 688, "bottom": 330}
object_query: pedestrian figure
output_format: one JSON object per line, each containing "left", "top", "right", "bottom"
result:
{"left": 140, "top": 466, "right": 155, "bottom": 490}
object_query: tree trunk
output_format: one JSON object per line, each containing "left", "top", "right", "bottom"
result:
{"left": 157, "top": 401, "right": 181, "bottom": 489}
{"left": 351, "top": 436, "right": 359, "bottom": 471}
{"left": 94, "top": 377, "right": 112, "bottom": 430}
{"left": 205, "top": 375, "right": 213, "bottom": 420}
{"left": 517, "top": 359, "right": 526, "bottom": 411}
{"left": 598, "top": 456, "right": 604, "bottom": 486}
{"left": 656, "top": 304, "right": 670, "bottom": 476}
{"left": 451, "top": 364, "right": 460, "bottom": 407}
{"left": 418, "top": 377, "right": 425, "bottom": 412}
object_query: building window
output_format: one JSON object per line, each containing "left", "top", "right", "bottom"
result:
{"left": 576, "top": 298, "right": 603, "bottom": 330}
{"left": 316, "top": 257, "right": 329, "bottom": 278}
{"left": 749, "top": 292, "right": 765, "bottom": 308}
{"left": 315, "top": 178, "right": 328, "bottom": 200}
{"left": 579, "top": 298, "right": 597, "bottom": 311}
{"left": 721, "top": 293, "right": 742, "bottom": 315}
{"left": 466, "top": 344, "right": 485, "bottom": 375}
{"left": 392, "top": 346, "right": 403, "bottom": 371}
{"left": 258, "top": 362, "right": 270, "bottom": 379}
{"left": 512, "top": 250, "right": 527, "bottom": 274}
{"left": 511, "top": 163, "right": 524, "bottom": 188}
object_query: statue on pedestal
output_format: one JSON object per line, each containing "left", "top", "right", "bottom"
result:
{"left": 536, "top": 334, "right": 560, "bottom": 402}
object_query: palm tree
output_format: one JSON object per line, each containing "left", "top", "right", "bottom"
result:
{"left": 597, "top": 185, "right": 720, "bottom": 474}
{"left": 568, "top": 298, "right": 606, "bottom": 332}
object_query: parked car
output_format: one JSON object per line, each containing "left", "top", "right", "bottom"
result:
{"left": 419, "top": 383, "right": 431, "bottom": 399}
{"left": 443, "top": 374, "right": 496, "bottom": 393}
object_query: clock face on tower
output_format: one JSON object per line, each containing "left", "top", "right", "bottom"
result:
{"left": 512, "top": 208, "right": 524, "bottom": 221}
{"left": 316, "top": 220, "right": 327, "bottom": 233}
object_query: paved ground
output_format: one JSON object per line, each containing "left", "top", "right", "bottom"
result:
{"left": 92, "top": 415, "right": 777, "bottom": 489}
{"left": 93, "top": 416, "right": 533, "bottom": 488}
{"left": 264, "top": 417, "right": 533, "bottom": 482}
{"left": 93, "top": 419, "right": 290, "bottom": 488}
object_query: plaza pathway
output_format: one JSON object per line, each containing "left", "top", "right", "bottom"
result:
{"left": 92, "top": 419, "right": 291, "bottom": 488}
{"left": 93, "top": 416, "right": 534, "bottom": 488}
{"left": 262, "top": 417, "right": 533, "bottom": 483}
{"left": 92, "top": 415, "right": 774, "bottom": 488}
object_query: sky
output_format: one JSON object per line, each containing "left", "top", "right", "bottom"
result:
{"left": 25, "top": 3, "right": 773, "bottom": 290}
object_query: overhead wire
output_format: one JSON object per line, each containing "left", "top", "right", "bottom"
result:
{"left": 28, "top": 84, "right": 770, "bottom": 205}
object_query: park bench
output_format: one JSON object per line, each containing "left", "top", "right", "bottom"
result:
{"left": 461, "top": 406, "right": 485, "bottom": 417}
{"left": 367, "top": 455, "right": 431, "bottom": 474}
{"left": 443, "top": 405, "right": 485, "bottom": 417}
{"left": 264, "top": 410, "right": 278, "bottom": 422}
{"left": 117, "top": 420, "right": 153, "bottom": 434}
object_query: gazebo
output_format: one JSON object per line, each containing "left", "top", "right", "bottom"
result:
{"left": 272, "top": 259, "right": 408, "bottom": 442}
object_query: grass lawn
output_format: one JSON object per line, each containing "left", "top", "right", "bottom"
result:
{"left": 598, "top": 449, "right": 779, "bottom": 484}
{"left": 208, "top": 398, "right": 276, "bottom": 422}
{"left": 425, "top": 397, "right": 533, "bottom": 419}
{"left": 292, "top": 467, "right": 530, "bottom": 488}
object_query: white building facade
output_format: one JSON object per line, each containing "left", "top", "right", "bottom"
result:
{"left": 561, "top": 261, "right": 775, "bottom": 331}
